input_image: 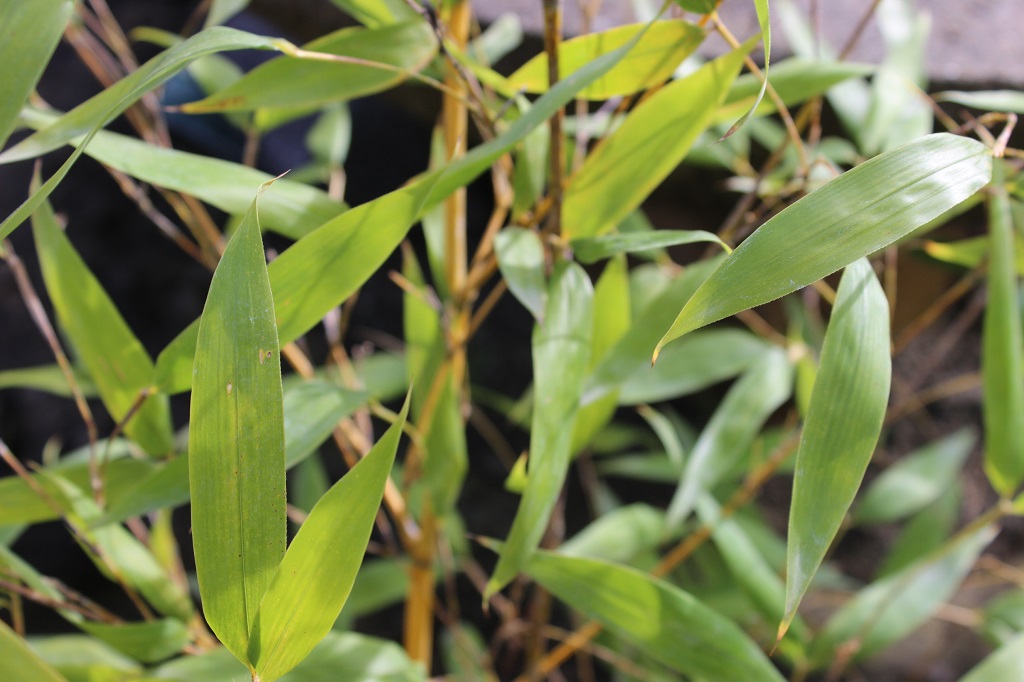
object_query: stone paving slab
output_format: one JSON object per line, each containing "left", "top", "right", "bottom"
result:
{"left": 474, "top": 0, "right": 1023, "bottom": 87}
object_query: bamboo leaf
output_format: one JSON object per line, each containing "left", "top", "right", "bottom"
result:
{"left": 854, "top": 428, "right": 974, "bottom": 525}
{"left": 667, "top": 346, "right": 792, "bottom": 528}
{"left": 494, "top": 228, "right": 547, "bottom": 320}
{"left": 21, "top": 107, "right": 344, "bottom": 240}
{"left": 563, "top": 43, "right": 750, "bottom": 239}
{"left": 618, "top": 328, "right": 767, "bottom": 405}
{"left": 0, "top": 27, "right": 282, "bottom": 242}
{"left": 961, "top": 632, "right": 1024, "bottom": 682}
{"left": 507, "top": 20, "right": 705, "bottom": 100}
{"left": 249, "top": 398, "right": 408, "bottom": 682}
{"left": 205, "top": 0, "right": 250, "bottom": 27}
{"left": 486, "top": 263, "right": 593, "bottom": 598}
{"left": 877, "top": 483, "right": 961, "bottom": 577}
{"left": 0, "top": 0, "right": 73, "bottom": 150}
{"left": 560, "top": 504, "right": 665, "bottom": 565}
{"left": 655, "top": 134, "right": 992, "bottom": 357}
{"left": 32, "top": 194, "right": 173, "bottom": 456}
{"left": 189, "top": 185, "right": 286, "bottom": 666}
{"left": 571, "top": 230, "right": 730, "bottom": 264}
{"left": 156, "top": 177, "right": 438, "bottom": 394}
{"left": 526, "top": 552, "right": 786, "bottom": 681}
{"left": 0, "top": 365, "right": 97, "bottom": 398}
{"left": 180, "top": 22, "right": 436, "bottom": 129}
{"left": 810, "top": 523, "right": 996, "bottom": 665}
{"left": 782, "top": 258, "right": 891, "bottom": 637}
{"left": 0, "top": 620, "right": 67, "bottom": 682}
{"left": 77, "top": 620, "right": 190, "bottom": 664}
{"left": 983, "top": 163, "right": 1024, "bottom": 496}
{"left": 715, "top": 58, "right": 874, "bottom": 124}
{"left": 934, "top": 90, "right": 1024, "bottom": 114}
{"left": 720, "top": 0, "right": 770, "bottom": 139}
{"left": 326, "top": 0, "right": 418, "bottom": 27}
{"left": 26, "top": 636, "right": 140, "bottom": 680}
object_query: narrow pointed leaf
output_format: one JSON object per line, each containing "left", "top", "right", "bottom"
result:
{"left": 486, "top": 263, "right": 593, "bottom": 598}
{"left": 656, "top": 133, "right": 992, "bottom": 356}
{"left": 95, "top": 382, "right": 364, "bottom": 526}
{"left": 563, "top": 43, "right": 749, "bottom": 239}
{"left": 571, "top": 230, "right": 729, "bottom": 264}
{"left": 26, "top": 636, "right": 141, "bottom": 680}
{"left": 961, "top": 632, "right": 1024, "bottom": 682}
{"left": 0, "top": 620, "right": 67, "bottom": 682}
{"left": 526, "top": 552, "right": 786, "bottom": 681}
{"left": 507, "top": 20, "right": 705, "bottom": 100}
{"left": 182, "top": 23, "right": 436, "bottom": 127}
{"left": 854, "top": 428, "right": 974, "bottom": 525}
{"left": 934, "top": 90, "right": 1024, "bottom": 114}
{"left": 205, "top": 0, "right": 250, "bottom": 26}
{"left": 422, "top": 17, "right": 661, "bottom": 210}
{"left": 783, "top": 258, "right": 890, "bottom": 636}
{"left": 983, "top": 166, "right": 1024, "bottom": 496}
{"left": 21, "top": 107, "right": 344, "bottom": 240}
{"left": 667, "top": 346, "right": 792, "bottom": 527}
{"left": 0, "top": 0, "right": 73, "bottom": 150}
{"left": 810, "top": 523, "right": 996, "bottom": 665}
{"left": 494, "top": 228, "right": 547, "bottom": 320}
{"left": 560, "top": 504, "right": 665, "bottom": 564}
{"left": 618, "top": 328, "right": 767, "bottom": 405}
{"left": 249, "top": 398, "right": 408, "bottom": 682}
{"left": 0, "top": 28, "right": 282, "bottom": 242}
{"left": 78, "top": 620, "right": 191, "bottom": 664}
{"left": 189, "top": 186, "right": 286, "bottom": 666}
{"left": 720, "top": 0, "right": 770, "bottom": 139}
{"left": 32, "top": 196, "right": 173, "bottom": 456}
{"left": 156, "top": 176, "right": 438, "bottom": 394}
{"left": 877, "top": 483, "right": 961, "bottom": 577}
{"left": 0, "top": 365, "right": 97, "bottom": 398}
{"left": 326, "top": 0, "right": 418, "bottom": 27}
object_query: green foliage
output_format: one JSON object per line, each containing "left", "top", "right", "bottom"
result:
{"left": 0, "top": 2, "right": 1020, "bottom": 680}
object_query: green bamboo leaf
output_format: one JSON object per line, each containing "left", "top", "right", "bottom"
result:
{"left": 335, "top": 559, "right": 411, "bottom": 628}
{"left": 32, "top": 194, "right": 173, "bottom": 456}
{"left": 0, "top": 457, "right": 154, "bottom": 526}
{"left": 180, "top": 22, "right": 436, "bottom": 127}
{"left": 151, "top": 631, "right": 424, "bottom": 682}
{"left": 156, "top": 177, "right": 438, "bottom": 394}
{"left": 782, "top": 258, "right": 890, "bottom": 637}
{"left": 655, "top": 133, "right": 992, "bottom": 357}
{"left": 563, "top": 43, "right": 749, "bottom": 239}
{"left": 923, "top": 235, "right": 1024, "bottom": 274}
{"left": 961, "top": 632, "right": 1024, "bottom": 682}
{"left": 0, "top": 0, "right": 73, "bottom": 150}
{"left": 584, "top": 256, "right": 723, "bottom": 404}
{"left": 526, "top": 552, "right": 786, "bottom": 681}
{"left": 715, "top": 58, "right": 874, "bottom": 124}
{"left": 27, "top": 635, "right": 141, "bottom": 681}
{"left": 982, "top": 589, "right": 1024, "bottom": 647}
{"left": 877, "top": 483, "right": 961, "bottom": 577}
{"left": 422, "top": 16, "right": 662, "bottom": 211}
{"left": 189, "top": 185, "right": 286, "bottom": 666}
{"left": 560, "top": 504, "right": 666, "bottom": 565}
{"left": 853, "top": 428, "right": 974, "bottom": 525}
{"left": 571, "top": 256, "right": 631, "bottom": 453}
{"left": 205, "top": 0, "right": 250, "bottom": 27}
{"left": 35, "top": 471, "right": 195, "bottom": 623}
{"left": 571, "top": 230, "right": 730, "bottom": 264}
{"left": 494, "top": 228, "right": 547, "bottom": 320}
{"left": 674, "top": 0, "right": 716, "bottom": 11}
{"left": 617, "top": 328, "right": 768, "bottom": 405}
{"left": 248, "top": 398, "right": 409, "bottom": 682}
{"left": 983, "top": 164, "right": 1024, "bottom": 496}
{"left": 0, "top": 620, "right": 67, "bottom": 682}
{"left": 326, "top": 0, "right": 418, "bottom": 27}
{"left": 698, "top": 495, "right": 809, "bottom": 644}
{"left": 0, "top": 27, "right": 283, "bottom": 243}
{"left": 720, "top": 0, "right": 770, "bottom": 139}
{"left": 0, "top": 365, "right": 97, "bottom": 398}
{"left": 95, "top": 382, "right": 363, "bottom": 527}
{"left": 507, "top": 20, "right": 705, "bottom": 100}
{"left": 486, "top": 262, "right": 593, "bottom": 598}
{"left": 934, "top": 90, "right": 1024, "bottom": 114}
{"left": 21, "top": 107, "right": 344, "bottom": 240}
{"left": 667, "top": 346, "right": 792, "bottom": 528}
{"left": 77, "top": 621, "right": 190, "bottom": 664}
{"left": 810, "top": 523, "right": 996, "bottom": 665}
